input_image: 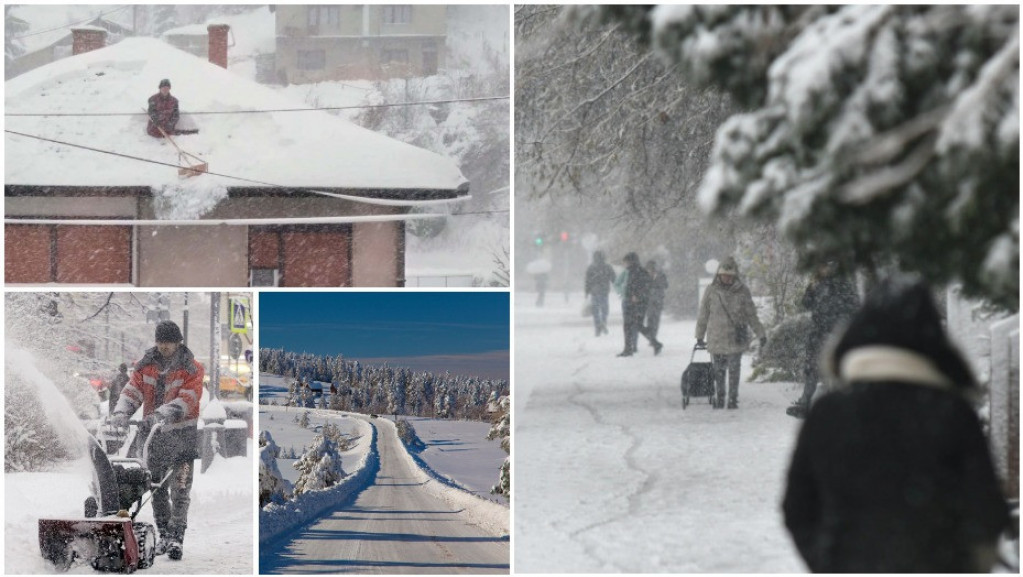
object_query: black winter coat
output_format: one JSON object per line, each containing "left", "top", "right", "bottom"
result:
{"left": 801, "top": 274, "right": 859, "bottom": 338}
{"left": 783, "top": 379, "right": 1008, "bottom": 572}
{"left": 623, "top": 263, "right": 651, "bottom": 313}
{"left": 585, "top": 261, "right": 615, "bottom": 298}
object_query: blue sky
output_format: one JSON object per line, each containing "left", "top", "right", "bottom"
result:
{"left": 259, "top": 292, "right": 510, "bottom": 380}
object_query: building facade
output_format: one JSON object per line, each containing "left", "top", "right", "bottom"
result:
{"left": 275, "top": 5, "right": 447, "bottom": 83}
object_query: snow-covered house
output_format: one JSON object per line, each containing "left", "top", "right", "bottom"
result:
{"left": 6, "top": 17, "right": 132, "bottom": 80}
{"left": 5, "top": 31, "right": 468, "bottom": 287}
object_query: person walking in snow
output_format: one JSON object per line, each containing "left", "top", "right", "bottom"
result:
{"left": 146, "top": 79, "right": 180, "bottom": 138}
{"left": 644, "top": 259, "right": 669, "bottom": 343}
{"left": 695, "top": 257, "right": 766, "bottom": 408}
{"left": 584, "top": 250, "right": 616, "bottom": 336}
{"left": 617, "top": 252, "right": 663, "bottom": 357}
{"left": 782, "top": 277, "right": 1009, "bottom": 572}
{"left": 110, "top": 320, "right": 204, "bottom": 561}
{"left": 787, "top": 261, "right": 860, "bottom": 418}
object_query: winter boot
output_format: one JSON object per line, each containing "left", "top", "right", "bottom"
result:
{"left": 786, "top": 402, "right": 809, "bottom": 419}
{"left": 167, "top": 537, "right": 183, "bottom": 561}
{"left": 155, "top": 535, "right": 171, "bottom": 556}
{"left": 712, "top": 396, "right": 724, "bottom": 409}
{"left": 727, "top": 398, "right": 738, "bottom": 409}
{"left": 617, "top": 350, "right": 634, "bottom": 357}
{"left": 653, "top": 341, "right": 664, "bottom": 356}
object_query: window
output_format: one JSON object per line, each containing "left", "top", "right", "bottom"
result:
{"left": 307, "top": 6, "right": 340, "bottom": 27}
{"left": 297, "top": 50, "right": 325, "bottom": 70}
{"left": 250, "top": 268, "right": 279, "bottom": 287}
{"left": 382, "top": 5, "right": 412, "bottom": 25}
{"left": 382, "top": 49, "right": 409, "bottom": 65}
{"left": 422, "top": 43, "right": 438, "bottom": 75}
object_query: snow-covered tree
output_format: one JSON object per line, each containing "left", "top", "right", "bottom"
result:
{"left": 395, "top": 419, "right": 426, "bottom": 452}
{"left": 487, "top": 395, "right": 511, "bottom": 498}
{"left": 292, "top": 432, "right": 346, "bottom": 495}
{"left": 258, "top": 430, "right": 289, "bottom": 506}
{"left": 586, "top": 5, "right": 1019, "bottom": 311}
{"left": 4, "top": 6, "right": 28, "bottom": 74}
{"left": 297, "top": 411, "right": 310, "bottom": 429}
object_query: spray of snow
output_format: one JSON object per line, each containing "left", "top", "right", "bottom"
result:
{"left": 5, "top": 341, "right": 92, "bottom": 456}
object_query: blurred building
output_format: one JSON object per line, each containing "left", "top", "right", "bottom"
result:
{"left": 274, "top": 5, "right": 446, "bottom": 84}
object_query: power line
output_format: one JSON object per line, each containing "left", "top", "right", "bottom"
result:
{"left": 11, "top": 6, "right": 132, "bottom": 41}
{"left": 5, "top": 96, "right": 510, "bottom": 117}
{"left": 4, "top": 129, "right": 469, "bottom": 208}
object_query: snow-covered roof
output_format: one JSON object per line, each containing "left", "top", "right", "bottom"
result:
{"left": 5, "top": 37, "right": 468, "bottom": 194}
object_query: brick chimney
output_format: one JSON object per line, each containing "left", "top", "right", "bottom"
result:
{"left": 207, "top": 24, "right": 229, "bottom": 69}
{"left": 71, "top": 28, "right": 107, "bottom": 56}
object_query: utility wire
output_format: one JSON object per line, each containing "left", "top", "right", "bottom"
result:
{"left": 5, "top": 96, "right": 510, "bottom": 117}
{"left": 11, "top": 6, "right": 132, "bottom": 41}
{"left": 4, "top": 129, "right": 469, "bottom": 208}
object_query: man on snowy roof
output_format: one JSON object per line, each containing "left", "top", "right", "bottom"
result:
{"left": 146, "top": 78, "right": 180, "bottom": 138}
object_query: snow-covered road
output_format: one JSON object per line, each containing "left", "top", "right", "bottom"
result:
{"left": 514, "top": 292, "right": 807, "bottom": 572}
{"left": 260, "top": 416, "right": 510, "bottom": 574}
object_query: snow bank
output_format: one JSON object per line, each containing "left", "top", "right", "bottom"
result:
{"left": 379, "top": 417, "right": 510, "bottom": 537}
{"left": 257, "top": 415, "right": 377, "bottom": 545}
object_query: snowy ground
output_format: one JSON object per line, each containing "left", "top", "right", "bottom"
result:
{"left": 6, "top": 440, "right": 254, "bottom": 575}
{"left": 514, "top": 291, "right": 808, "bottom": 573}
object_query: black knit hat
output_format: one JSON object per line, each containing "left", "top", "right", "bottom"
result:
{"left": 159, "top": 78, "right": 171, "bottom": 88}
{"left": 830, "top": 276, "right": 976, "bottom": 389}
{"left": 623, "top": 252, "right": 640, "bottom": 265}
{"left": 155, "top": 320, "right": 183, "bottom": 343}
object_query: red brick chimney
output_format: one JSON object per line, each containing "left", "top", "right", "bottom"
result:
{"left": 71, "top": 28, "right": 107, "bottom": 55}
{"left": 207, "top": 24, "right": 229, "bottom": 69}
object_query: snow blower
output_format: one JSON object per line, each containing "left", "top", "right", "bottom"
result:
{"left": 38, "top": 420, "right": 171, "bottom": 573}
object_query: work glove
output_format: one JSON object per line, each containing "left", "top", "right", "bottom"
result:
{"left": 110, "top": 412, "right": 129, "bottom": 428}
{"left": 696, "top": 339, "right": 706, "bottom": 348}
{"left": 759, "top": 336, "right": 768, "bottom": 348}
{"left": 144, "top": 412, "right": 166, "bottom": 428}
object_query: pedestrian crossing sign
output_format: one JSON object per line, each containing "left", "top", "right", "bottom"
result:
{"left": 229, "top": 296, "right": 250, "bottom": 334}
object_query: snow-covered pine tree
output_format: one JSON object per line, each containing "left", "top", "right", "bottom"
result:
{"left": 292, "top": 432, "right": 346, "bottom": 495}
{"left": 298, "top": 411, "right": 310, "bottom": 429}
{"left": 258, "top": 431, "right": 288, "bottom": 506}
{"left": 587, "top": 5, "right": 1019, "bottom": 311}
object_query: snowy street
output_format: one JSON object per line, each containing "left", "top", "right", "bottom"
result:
{"left": 260, "top": 408, "right": 510, "bottom": 574}
{"left": 514, "top": 292, "right": 806, "bottom": 572}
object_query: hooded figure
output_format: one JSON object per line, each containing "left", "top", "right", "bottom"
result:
{"left": 617, "top": 252, "right": 663, "bottom": 356}
{"left": 782, "top": 277, "right": 1009, "bottom": 572}
{"left": 584, "top": 250, "right": 616, "bottom": 336}
{"left": 695, "top": 256, "right": 766, "bottom": 408}
{"left": 112, "top": 320, "right": 203, "bottom": 561}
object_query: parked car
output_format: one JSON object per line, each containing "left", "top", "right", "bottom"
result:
{"left": 204, "top": 369, "right": 252, "bottom": 401}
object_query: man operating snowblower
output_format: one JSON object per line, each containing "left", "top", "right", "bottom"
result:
{"left": 111, "top": 320, "right": 204, "bottom": 561}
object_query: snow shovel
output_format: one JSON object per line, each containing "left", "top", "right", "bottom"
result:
{"left": 146, "top": 108, "right": 208, "bottom": 177}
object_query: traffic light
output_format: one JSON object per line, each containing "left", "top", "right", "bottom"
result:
{"left": 534, "top": 235, "right": 544, "bottom": 247}
{"left": 560, "top": 231, "right": 569, "bottom": 242}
